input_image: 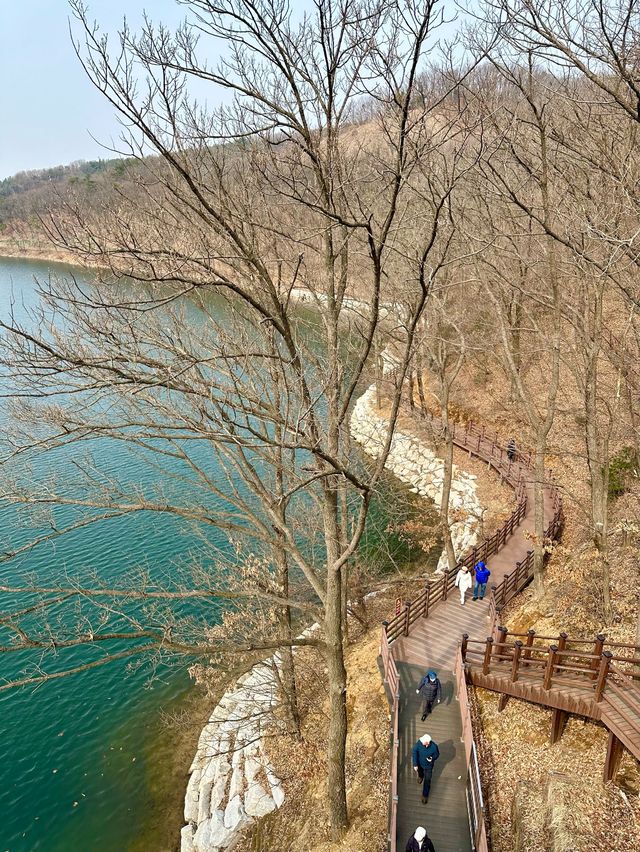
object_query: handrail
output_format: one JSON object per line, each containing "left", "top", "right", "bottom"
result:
{"left": 462, "top": 633, "right": 640, "bottom": 744}
{"left": 455, "top": 649, "right": 489, "bottom": 852}
{"left": 380, "top": 625, "right": 400, "bottom": 852}
{"left": 383, "top": 417, "right": 564, "bottom": 645}
{"left": 468, "top": 630, "right": 637, "bottom": 664}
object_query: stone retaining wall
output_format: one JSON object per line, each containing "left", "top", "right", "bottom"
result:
{"left": 181, "top": 658, "right": 286, "bottom": 852}
{"left": 181, "top": 376, "right": 483, "bottom": 851}
{"left": 350, "top": 385, "right": 481, "bottom": 571}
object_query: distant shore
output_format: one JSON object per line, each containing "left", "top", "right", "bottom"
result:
{"left": 0, "top": 237, "right": 81, "bottom": 266}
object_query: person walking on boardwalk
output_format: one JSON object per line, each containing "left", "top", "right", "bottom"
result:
{"left": 455, "top": 564, "right": 472, "bottom": 605}
{"left": 507, "top": 437, "right": 517, "bottom": 462}
{"left": 416, "top": 670, "right": 441, "bottom": 720}
{"left": 412, "top": 733, "right": 440, "bottom": 803}
{"left": 406, "top": 826, "right": 436, "bottom": 852}
{"left": 472, "top": 560, "right": 491, "bottom": 601}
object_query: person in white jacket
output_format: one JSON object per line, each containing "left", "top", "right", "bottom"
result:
{"left": 455, "top": 565, "right": 473, "bottom": 605}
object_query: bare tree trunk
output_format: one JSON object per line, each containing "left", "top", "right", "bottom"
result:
{"left": 339, "top": 481, "right": 350, "bottom": 645}
{"left": 274, "top": 541, "right": 301, "bottom": 738}
{"left": 416, "top": 348, "right": 429, "bottom": 418}
{"left": 323, "top": 493, "right": 348, "bottom": 833}
{"left": 582, "top": 292, "right": 613, "bottom": 623}
{"left": 509, "top": 288, "right": 522, "bottom": 402}
{"left": 440, "top": 428, "right": 457, "bottom": 570}
{"left": 533, "top": 439, "right": 547, "bottom": 593}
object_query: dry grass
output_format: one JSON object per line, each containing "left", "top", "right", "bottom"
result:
{"left": 244, "top": 590, "right": 397, "bottom": 852}
{"left": 474, "top": 690, "right": 640, "bottom": 852}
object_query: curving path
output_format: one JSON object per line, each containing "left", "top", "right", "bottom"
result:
{"left": 381, "top": 419, "right": 561, "bottom": 852}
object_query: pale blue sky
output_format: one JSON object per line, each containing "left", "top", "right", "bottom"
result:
{"left": 0, "top": 1, "right": 186, "bottom": 178}
{"left": 0, "top": 0, "right": 461, "bottom": 180}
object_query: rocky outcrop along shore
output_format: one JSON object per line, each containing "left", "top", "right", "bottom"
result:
{"left": 181, "top": 381, "right": 483, "bottom": 851}
{"left": 350, "top": 386, "right": 481, "bottom": 571}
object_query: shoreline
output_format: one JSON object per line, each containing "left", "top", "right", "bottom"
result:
{"left": 0, "top": 240, "right": 87, "bottom": 267}
{"left": 180, "top": 378, "right": 484, "bottom": 851}
{"left": 1, "top": 250, "right": 482, "bottom": 850}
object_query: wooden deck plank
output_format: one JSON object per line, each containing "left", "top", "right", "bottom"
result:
{"left": 395, "top": 663, "right": 471, "bottom": 852}
{"left": 385, "top": 427, "right": 560, "bottom": 850}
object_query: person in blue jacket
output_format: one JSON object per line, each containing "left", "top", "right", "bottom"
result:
{"left": 411, "top": 734, "right": 440, "bottom": 803}
{"left": 473, "top": 560, "right": 491, "bottom": 600}
{"left": 416, "top": 670, "right": 442, "bottom": 720}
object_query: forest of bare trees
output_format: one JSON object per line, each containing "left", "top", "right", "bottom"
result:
{"left": 1, "top": 0, "right": 640, "bottom": 840}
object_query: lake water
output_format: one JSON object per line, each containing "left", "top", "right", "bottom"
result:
{"left": 0, "top": 257, "right": 431, "bottom": 851}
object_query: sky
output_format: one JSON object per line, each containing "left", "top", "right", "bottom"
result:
{"left": 0, "top": 1, "right": 186, "bottom": 179}
{"left": 0, "top": 0, "right": 461, "bottom": 181}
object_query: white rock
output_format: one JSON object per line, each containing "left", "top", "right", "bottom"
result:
{"left": 193, "top": 818, "right": 212, "bottom": 851}
{"left": 223, "top": 794, "right": 245, "bottom": 830}
{"left": 245, "top": 782, "right": 277, "bottom": 818}
{"left": 207, "top": 810, "right": 235, "bottom": 849}
{"left": 181, "top": 824, "right": 196, "bottom": 852}
{"left": 197, "top": 778, "right": 214, "bottom": 824}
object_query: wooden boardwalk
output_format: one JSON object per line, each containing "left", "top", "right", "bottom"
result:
{"left": 463, "top": 631, "right": 640, "bottom": 779}
{"left": 395, "top": 663, "right": 471, "bottom": 852}
{"left": 391, "top": 477, "right": 553, "bottom": 669}
{"left": 380, "top": 420, "right": 560, "bottom": 851}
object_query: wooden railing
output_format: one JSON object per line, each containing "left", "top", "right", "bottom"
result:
{"left": 454, "top": 649, "right": 489, "bottom": 852}
{"left": 461, "top": 631, "right": 640, "bottom": 751}
{"left": 380, "top": 625, "right": 400, "bottom": 851}
{"left": 383, "top": 413, "right": 564, "bottom": 646}
{"left": 486, "top": 488, "right": 563, "bottom": 631}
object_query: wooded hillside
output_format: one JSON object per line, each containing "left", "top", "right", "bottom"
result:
{"left": 1, "top": 1, "right": 640, "bottom": 849}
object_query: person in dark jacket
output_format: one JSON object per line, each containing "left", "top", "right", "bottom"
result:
{"left": 506, "top": 437, "right": 517, "bottom": 462}
{"left": 473, "top": 561, "right": 491, "bottom": 601}
{"left": 416, "top": 670, "right": 442, "bottom": 720}
{"left": 405, "top": 825, "right": 436, "bottom": 852}
{"left": 411, "top": 734, "right": 440, "bottom": 803}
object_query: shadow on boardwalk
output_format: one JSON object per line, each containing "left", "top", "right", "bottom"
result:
{"left": 395, "top": 662, "right": 471, "bottom": 852}
{"left": 383, "top": 419, "right": 559, "bottom": 851}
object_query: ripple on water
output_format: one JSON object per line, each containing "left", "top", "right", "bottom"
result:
{"left": 0, "top": 257, "right": 429, "bottom": 851}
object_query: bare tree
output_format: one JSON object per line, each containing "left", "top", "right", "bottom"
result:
{"left": 416, "top": 278, "right": 466, "bottom": 569}
{"left": 0, "top": 0, "right": 475, "bottom": 832}
{"left": 462, "top": 58, "right": 563, "bottom": 593}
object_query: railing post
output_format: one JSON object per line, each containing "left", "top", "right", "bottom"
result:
{"left": 442, "top": 569, "right": 449, "bottom": 601}
{"left": 495, "top": 625, "right": 508, "bottom": 661}
{"left": 499, "top": 575, "right": 508, "bottom": 608}
{"left": 594, "top": 651, "right": 613, "bottom": 702}
{"left": 543, "top": 645, "right": 558, "bottom": 690}
{"left": 422, "top": 584, "right": 430, "bottom": 618}
{"left": 491, "top": 613, "right": 503, "bottom": 642}
{"left": 381, "top": 622, "right": 389, "bottom": 683}
{"left": 557, "top": 632, "right": 568, "bottom": 653}
{"left": 403, "top": 601, "right": 411, "bottom": 636}
{"left": 461, "top": 633, "right": 469, "bottom": 661}
{"left": 482, "top": 637, "right": 493, "bottom": 675}
{"left": 523, "top": 629, "right": 535, "bottom": 666}
{"left": 591, "top": 634, "right": 606, "bottom": 679}
{"left": 511, "top": 640, "right": 524, "bottom": 682}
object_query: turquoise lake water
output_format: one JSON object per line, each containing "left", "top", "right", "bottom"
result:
{"left": 0, "top": 257, "right": 428, "bottom": 851}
